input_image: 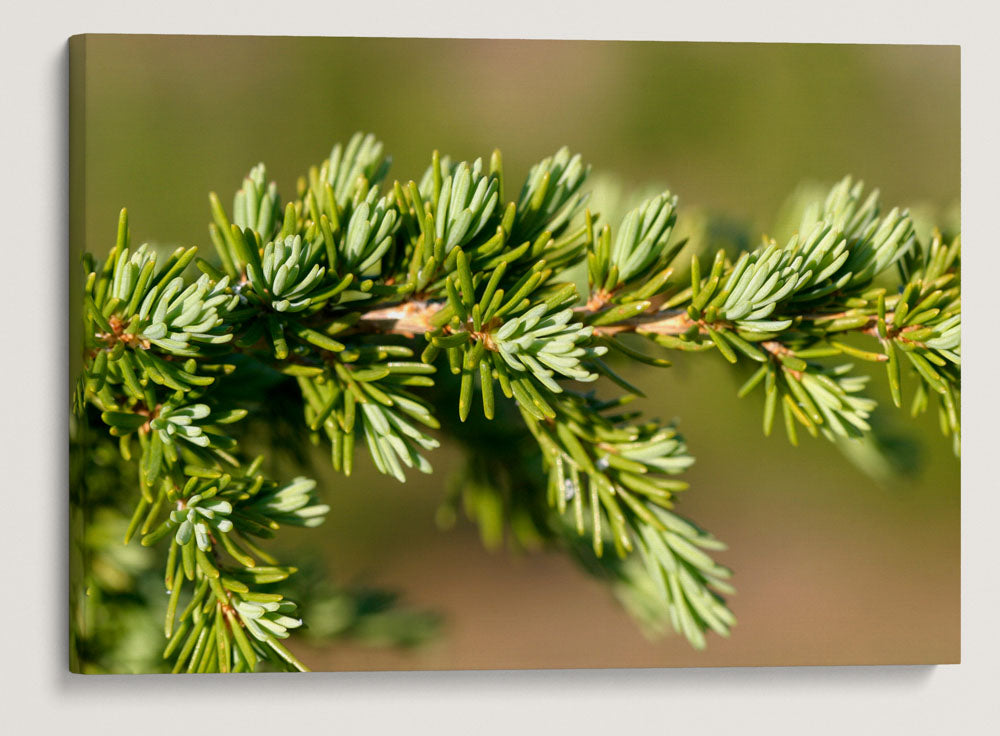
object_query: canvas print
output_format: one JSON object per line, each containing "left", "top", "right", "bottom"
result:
{"left": 69, "top": 36, "right": 960, "bottom": 673}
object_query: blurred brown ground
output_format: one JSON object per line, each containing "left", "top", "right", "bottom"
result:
{"left": 73, "top": 36, "right": 959, "bottom": 668}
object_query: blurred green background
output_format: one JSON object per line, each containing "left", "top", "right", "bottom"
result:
{"left": 72, "top": 36, "right": 959, "bottom": 668}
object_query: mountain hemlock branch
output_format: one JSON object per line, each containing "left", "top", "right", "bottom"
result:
{"left": 74, "top": 133, "right": 961, "bottom": 672}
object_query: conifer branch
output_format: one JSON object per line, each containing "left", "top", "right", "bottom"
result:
{"left": 76, "top": 133, "right": 961, "bottom": 672}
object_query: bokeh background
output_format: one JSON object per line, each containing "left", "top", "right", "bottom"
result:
{"left": 71, "top": 36, "right": 960, "bottom": 669}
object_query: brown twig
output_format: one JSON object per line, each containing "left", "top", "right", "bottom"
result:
{"left": 350, "top": 298, "right": 910, "bottom": 350}
{"left": 353, "top": 299, "right": 702, "bottom": 338}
